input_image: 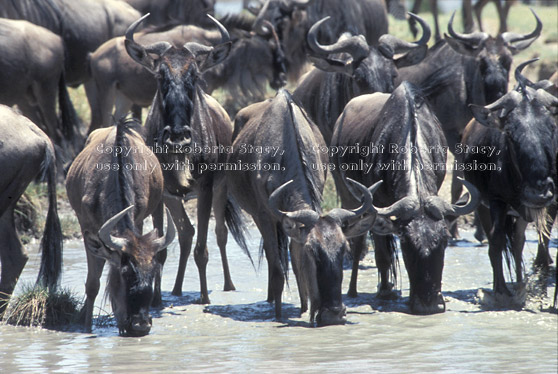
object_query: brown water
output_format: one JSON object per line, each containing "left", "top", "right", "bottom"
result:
{"left": 1, "top": 226, "right": 556, "bottom": 374}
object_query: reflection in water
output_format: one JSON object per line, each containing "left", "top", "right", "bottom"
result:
{"left": 1, "top": 227, "right": 556, "bottom": 373}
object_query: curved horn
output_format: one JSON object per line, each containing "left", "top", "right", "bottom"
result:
{"left": 307, "top": 17, "right": 369, "bottom": 61}
{"left": 98, "top": 206, "right": 135, "bottom": 252}
{"left": 152, "top": 207, "right": 176, "bottom": 253}
{"left": 447, "top": 11, "right": 489, "bottom": 47}
{"left": 185, "top": 14, "right": 230, "bottom": 55}
{"left": 501, "top": 8, "right": 542, "bottom": 51}
{"left": 515, "top": 58, "right": 539, "bottom": 91}
{"left": 449, "top": 178, "right": 481, "bottom": 216}
{"left": 126, "top": 13, "right": 150, "bottom": 43}
{"left": 327, "top": 180, "right": 379, "bottom": 223}
{"left": 268, "top": 180, "right": 320, "bottom": 225}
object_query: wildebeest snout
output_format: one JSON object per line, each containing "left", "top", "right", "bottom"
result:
{"left": 125, "top": 312, "right": 153, "bottom": 337}
{"left": 523, "top": 177, "right": 555, "bottom": 208}
{"left": 410, "top": 291, "right": 446, "bottom": 315}
{"left": 161, "top": 125, "right": 192, "bottom": 149}
{"left": 316, "top": 304, "right": 347, "bottom": 327}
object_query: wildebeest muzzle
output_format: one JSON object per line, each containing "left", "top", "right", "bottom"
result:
{"left": 316, "top": 304, "right": 347, "bottom": 327}
{"left": 124, "top": 311, "right": 153, "bottom": 337}
{"left": 160, "top": 125, "right": 192, "bottom": 151}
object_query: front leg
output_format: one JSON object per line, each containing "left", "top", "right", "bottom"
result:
{"left": 194, "top": 184, "right": 213, "bottom": 304}
{"left": 488, "top": 201, "right": 512, "bottom": 296}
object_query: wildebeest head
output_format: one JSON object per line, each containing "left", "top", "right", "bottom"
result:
{"left": 125, "top": 13, "right": 231, "bottom": 151}
{"left": 444, "top": 9, "right": 542, "bottom": 104}
{"left": 470, "top": 60, "right": 558, "bottom": 219}
{"left": 269, "top": 178, "right": 379, "bottom": 326}
{"left": 307, "top": 13, "right": 430, "bottom": 94}
{"left": 96, "top": 206, "right": 176, "bottom": 336}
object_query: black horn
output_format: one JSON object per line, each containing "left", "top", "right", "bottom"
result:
{"left": 328, "top": 180, "right": 380, "bottom": 223}
{"left": 501, "top": 9, "right": 542, "bottom": 53}
{"left": 307, "top": 17, "right": 369, "bottom": 62}
{"left": 152, "top": 207, "right": 176, "bottom": 253}
{"left": 268, "top": 180, "right": 320, "bottom": 226}
{"left": 378, "top": 13, "right": 431, "bottom": 57}
{"left": 98, "top": 206, "right": 134, "bottom": 253}
{"left": 446, "top": 11, "right": 489, "bottom": 48}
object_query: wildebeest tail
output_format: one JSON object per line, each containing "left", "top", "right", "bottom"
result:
{"left": 36, "top": 140, "right": 63, "bottom": 292}
{"left": 416, "top": 67, "right": 454, "bottom": 100}
{"left": 225, "top": 197, "right": 254, "bottom": 268}
{"left": 58, "top": 72, "right": 84, "bottom": 152}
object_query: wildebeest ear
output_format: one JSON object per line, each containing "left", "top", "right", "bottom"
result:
{"left": 394, "top": 44, "right": 428, "bottom": 69}
{"left": 84, "top": 234, "right": 120, "bottom": 265}
{"left": 469, "top": 104, "right": 501, "bottom": 128}
{"left": 281, "top": 217, "right": 307, "bottom": 243}
{"left": 309, "top": 56, "right": 354, "bottom": 76}
{"left": 125, "top": 39, "right": 157, "bottom": 73}
{"left": 199, "top": 41, "right": 232, "bottom": 71}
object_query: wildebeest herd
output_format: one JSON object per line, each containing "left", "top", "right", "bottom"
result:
{"left": 0, "top": 0, "right": 556, "bottom": 336}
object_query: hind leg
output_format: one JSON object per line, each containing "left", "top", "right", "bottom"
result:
{"left": 372, "top": 233, "right": 397, "bottom": 299}
{"left": 0, "top": 207, "right": 29, "bottom": 317}
{"left": 212, "top": 182, "right": 235, "bottom": 291}
{"left": 347, "top": 234, "right": 367, "bottom": 298}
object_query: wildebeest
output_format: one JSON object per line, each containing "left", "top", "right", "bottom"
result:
{"left": 0, "top": 0, "right": 141, "bottom": 86}
{"left": 462, "top": 60, "right": 558, "bottom": 299}
{"left": 251, "top": 0, "right": 389, "bottom": 81}
{"left": 121, "top": 0, "right": 215, "bottom": 26}
{"left": 228, "top": 89, "right": 377, "bottom": 324}
{"left": 125, "top": 14, "right": 251, "bottom": 305}
{"left": 0, "top": 104, "right": 62, "bottom": 316}
{"left": 398, "top": 9, "right": 542, "bottom": 238}
{"left": 0, "top": 18, "right": 80, "bottom": 151}
{"left": 66, "top": 117, "right": 175, "bottom": 335}
{"left": 331, "top": 82, "right": 480, "bottom": 313}
{"left": 86, "top": 14, "right": 286, "bottom": 132}
{"left": 293, "top": 13, "right": 430, "bottom": 145}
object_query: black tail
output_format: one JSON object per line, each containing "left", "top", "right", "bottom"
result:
{"left": 225, "top": 197, "right": 254, "bottom": 268}
{"left": 36, "top": 141, "right": 63, "bottom": 292}
{"left": 58, "top": 73, "right": 84, "bottom": 153}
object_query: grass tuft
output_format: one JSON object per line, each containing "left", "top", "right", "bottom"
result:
{"left": 1, "top": 283, "right": 82, "bottom": 328}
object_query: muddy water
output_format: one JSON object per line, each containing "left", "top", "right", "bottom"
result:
{"left": 1, "top": 226, "right": 556, "bottom": 373}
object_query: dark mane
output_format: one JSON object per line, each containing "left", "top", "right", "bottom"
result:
{"left": 0, "top": 0, "right": 63, "bottom": 33}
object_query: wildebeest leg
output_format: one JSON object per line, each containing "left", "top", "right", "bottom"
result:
{"left": 462, "top": 0, "right": 474, "bottom": 33}
{"left": 449, "top": 164, "right": 464, "bottom": 239}
{"left": 152, "top": 200, "right": 165, "bottom": 307}
{"left": 474, "top": 0, "right": 490, "bottom": 32}
{"left": 113, "top": 93, "right": 135, "bottom": 123}
{"left": 82, "top": 235, "right": 106, "bottom": 333}
{"left": 347, "top": 234, "right": 367, "bottom": 298}
{"left": 289, "top": 241, "right": 308, "bottom": 315}
{"left": 488, "top": 201, "right": 512, "bottom": 296}
{"left": 212, "top": 183, "right": 235, "bottom": 291}
{"left": 535, "top": 203, "right": 556, "bottom": 272}
{"left": 194, "top": 184, "right": 213, "bottom": 304}
{"left": 131, "top": 105, "right": 143, "bottom": 123}
{"left": 373, "top": 233, "right": 397, "bottom": 298}
{"left": 429, "top": 0, "right": 441, "bottom": 41}
{"left": 84, "top": 79, "right": 116, "bottom": 133}
{"left": 409, "top": 0, "right": 422, "bottom": 37}
{"left": 165, "top": 195, "right": 195, "bottom": 297}
{"left": 510, "top": 217, "right": 528, "bottom": 283}
{"left": 0, "top": 207, "right": 29, "bottom": 316}
{"left": 255, "top": 216, "right": 285, "bottom": 320}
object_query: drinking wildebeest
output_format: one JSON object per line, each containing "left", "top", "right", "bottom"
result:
{"left": 0, "top": 0, "right": 141, "bottom": 86}
{"left": 293, "top": 13, "right": 430, "bottom": 145}
{"left": 0, "top": 104, "right": 62, "bottom": 316}
{"left": 331, "top": 82, "right": 480, "bottom": 313}
{"left": 228, "top": 89, "right": 378, "bottom": 324}
{"left": 463, "top": 60, "right": 558, "bottom": 301}
{"left": 124, "top": 14, "right": 251, "bottom": 305}
{"left": 66, "top": 117, "right": 175, "bottom": 335}
{"left": 251, "top": 0, "right": 389, "bottom": 81}
{"left": 398, "top": 9, "right": 542, "bottom": 238}
{"left": 0, "top": 18, "right": 81, "bottom": 153}
{"left": 86, "top": 14, "right": 286, "bottom": 132}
